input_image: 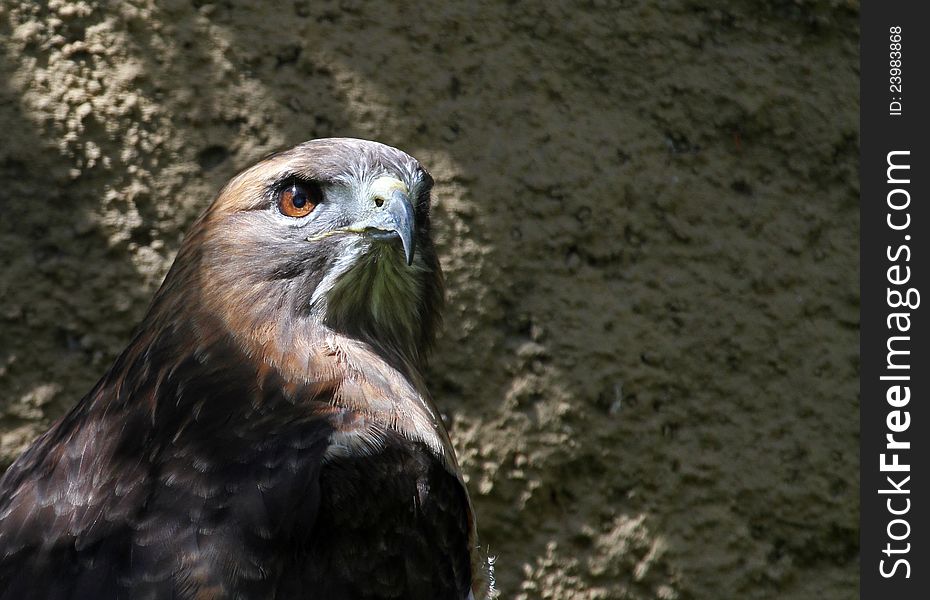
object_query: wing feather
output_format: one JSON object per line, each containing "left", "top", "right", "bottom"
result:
{"left": 0, "top": 335, "right": 333, "bottom": 599}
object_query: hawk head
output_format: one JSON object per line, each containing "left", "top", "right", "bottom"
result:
{"left": 150, "top": 138, "right": 443, "bottom": 374}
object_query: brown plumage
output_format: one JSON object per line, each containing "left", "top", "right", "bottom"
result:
{"left": 0, "top": 139, "right": 485, "bottom": 599}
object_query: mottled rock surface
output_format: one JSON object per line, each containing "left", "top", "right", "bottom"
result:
{"left": 0, "top": 1, "right": 858, "bottom": 598}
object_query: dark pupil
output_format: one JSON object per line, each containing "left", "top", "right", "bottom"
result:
{"left": 290, "top": 185, "right": 308, "bottom": 208}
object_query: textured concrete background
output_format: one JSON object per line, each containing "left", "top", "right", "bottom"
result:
{"left": 0, "top": 1, "right": 859, "bottom": 598}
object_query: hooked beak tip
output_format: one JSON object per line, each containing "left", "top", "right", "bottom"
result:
{"left": 387, "top": 189, "right": 416, "bottom": 266}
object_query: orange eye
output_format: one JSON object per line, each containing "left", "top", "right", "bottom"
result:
{"left": 278, "top": 182, "right": 320, "bottom": 218}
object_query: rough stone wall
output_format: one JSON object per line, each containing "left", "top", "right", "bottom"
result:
{"left": 0, "top": 1, "right": 859, "bottom": 598}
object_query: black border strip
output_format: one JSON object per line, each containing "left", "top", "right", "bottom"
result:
{"left": 861, "top": 3, "right": 928, "bottom": 598}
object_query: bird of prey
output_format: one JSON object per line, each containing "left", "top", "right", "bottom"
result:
{"left": 0, "top": 139, "right": 486, "bottom": 599}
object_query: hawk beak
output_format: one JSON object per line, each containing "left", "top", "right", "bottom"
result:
{"left": 383, "top": 189, "right": 416, "bottom": 266}
{"left": 351, "top": 185, "right": 416, "bottom": 266}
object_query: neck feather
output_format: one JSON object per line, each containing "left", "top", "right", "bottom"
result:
{"left": 317, "top": 246, "right": 432, "bottom": 372}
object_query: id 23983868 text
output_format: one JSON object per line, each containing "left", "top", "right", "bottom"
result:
{"left": 889, "top": 26, "right": 902, "bottom": 116}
